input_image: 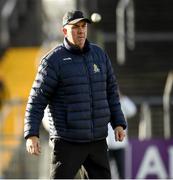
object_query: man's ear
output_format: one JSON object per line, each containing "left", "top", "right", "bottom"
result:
{"left": 62, "top": 27, "right": 67, "bottom": 36}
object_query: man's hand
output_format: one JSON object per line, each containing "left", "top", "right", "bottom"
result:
{"left": 26, "top": 136, "right": 41, "bottom": 156}
{"left": 114, "top": 126, "right": 125, "bottom": 142}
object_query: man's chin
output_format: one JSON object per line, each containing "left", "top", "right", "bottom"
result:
{"left": 77, "top": 42, "right": 85, "bottom": 49}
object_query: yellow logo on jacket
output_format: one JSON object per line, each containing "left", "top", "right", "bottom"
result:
{"left": 93, "top": 64, "right": 100, "bottom": 73}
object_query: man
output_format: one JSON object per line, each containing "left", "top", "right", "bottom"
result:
{"left": 24, "top": 10, "right": 127, "bottom": 179}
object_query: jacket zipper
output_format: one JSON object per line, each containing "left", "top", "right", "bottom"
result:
{"left": 83, "top": 55, "right": 94, "bottom": 140}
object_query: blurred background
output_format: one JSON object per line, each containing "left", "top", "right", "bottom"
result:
{"left": 0, "top": 0, "right": 173, "bottom": 179}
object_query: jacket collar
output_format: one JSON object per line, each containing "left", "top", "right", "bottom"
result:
{"left": 63, "top": 38, "right": 90, "bottom": 54}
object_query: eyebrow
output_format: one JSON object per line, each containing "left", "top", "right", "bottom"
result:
{"left": 68, "top": 23, "right": 87, "bottom": 27}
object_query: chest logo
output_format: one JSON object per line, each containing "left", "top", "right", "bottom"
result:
{"left": 63, "top": 57, "right": 72, "bottom": 61}
{"left": 93, "top": 64, "right": 100, "bottom": 73}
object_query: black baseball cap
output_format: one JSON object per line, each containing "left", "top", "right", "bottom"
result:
{"left": 62, "top": 10, "right": 91, "bottom": 27}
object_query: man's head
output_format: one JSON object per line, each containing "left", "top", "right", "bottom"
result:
{"left": 62, "top": 10, "right": 91, "bottom": 49}
{"left": 62, "top": 10, "right": 91, "bottom": 27}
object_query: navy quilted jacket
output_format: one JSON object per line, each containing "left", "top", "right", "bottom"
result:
{"left": 24, "top": 38, "right": 127, "bottom": 142}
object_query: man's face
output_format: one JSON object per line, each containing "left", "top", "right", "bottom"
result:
{"left": 63, "top": 20, "right": 88, "bottom": 49}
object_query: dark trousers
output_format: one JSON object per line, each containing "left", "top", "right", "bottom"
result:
{"left": 50, "top": 138, "right": 111, "bottom": 179}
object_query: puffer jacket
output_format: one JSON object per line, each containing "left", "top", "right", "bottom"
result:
{"left": 24, "top": 38, "right": 127, "bottom": 142}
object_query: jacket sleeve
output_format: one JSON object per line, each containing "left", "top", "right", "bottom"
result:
{"left": 105, "top": 53, "right": 127, "bottom": 130}
{"left": 24, "top": 54, "right": 59, "bottom": 139}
